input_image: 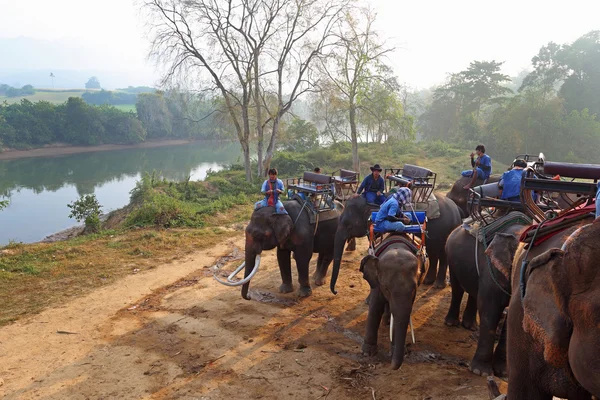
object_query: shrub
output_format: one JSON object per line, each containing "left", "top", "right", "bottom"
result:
{"left": 67, "top": 194, "right": 103, "bottom": 233}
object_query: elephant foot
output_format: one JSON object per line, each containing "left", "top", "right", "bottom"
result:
{"left": 433, "top": 279, "right": 447, "bottom": 289}
{"left": 297, "top": 286, "right": 312, "bottom": 298}
{"left": 461, "top": 318, "right": 478, "bottom": 331}
{"left": 345, "top": 242, "right": 356, "bottom": 252}
{"left": 362, "top": 342, "right": 378, "bottom": 357}
{"left": 469, "top": 358, "right": 494, "bottom": 377}
{"left": 422, "top": 276, "right": 436, "bottom": 286}
{"left": 279, "top": 283, "right": 294, "bottom": 294}
{"left": 492, "top": 356, "right": 507, "bottom": 378}
{"left": 444, "top": 315, "right": 460, "bottom": 327}
{"left": 313, "top": 274, "right": 326, "bottom": 286}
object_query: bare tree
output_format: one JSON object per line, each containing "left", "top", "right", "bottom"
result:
{"left": 319, "top": 8, "right": 394, "bottom": 172}
{"left": 143, "top": 0, "right": 348, "bottom": 181}
{"left": 259, "top": 0, "right": 348, "bottom": 176}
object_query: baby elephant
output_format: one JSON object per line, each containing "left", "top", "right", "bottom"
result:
{"left": 360, "top": 242, "right": 428, "bottom": 370}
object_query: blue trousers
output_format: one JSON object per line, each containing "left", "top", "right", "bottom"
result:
{"left": 596, "top": 182, "right": 600, "bottom": 218}
{"left": 365, "top": 191, "right": 386, "bottom": 205}
{"left": 375, "top": 220, "right": 406, "bottom": 233}
{"left": 255, "top": 199, "right": 288, "bottom": 214}
{"left": 461, "top": 167, "right": 486, "bottom": 179}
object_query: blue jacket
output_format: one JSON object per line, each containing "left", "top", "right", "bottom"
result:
{"left": 375, "top": 195, "right": 403, "bottom": 224}
{"left": 358, "top": 174, "right": 385, "bottom": 194}
{"left": 499, "top": 168, "right": 523, "bottom": 200}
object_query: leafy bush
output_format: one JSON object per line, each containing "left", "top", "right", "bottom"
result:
{"left": 67, "top": 194, "right": 103, "bottom": 233}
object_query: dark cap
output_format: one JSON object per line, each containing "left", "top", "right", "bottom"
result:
{"left": 370, "top": 164, "right": 382, "bottom": 172}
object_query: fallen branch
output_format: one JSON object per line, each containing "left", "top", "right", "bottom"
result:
{"left": 56, "top": 330, "right": 78, "bottom": 335}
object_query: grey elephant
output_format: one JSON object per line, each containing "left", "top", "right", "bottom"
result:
{"left": 360, "top": 240, "right": 428, "bottom": 370}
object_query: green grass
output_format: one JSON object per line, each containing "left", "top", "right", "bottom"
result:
{"left": 0, "top": 90, "right": 86, "bottom": 104}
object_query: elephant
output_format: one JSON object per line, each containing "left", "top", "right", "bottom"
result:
{"left": 238, "top": 200, "right": 341, "bottom": 300}
{"left": 360, "top": 242, "right": 428, "bottom": 370}
{"left": 444, "top": 221, "right": 529, "bottom": 377}
{"left": 330, "top": 193, "right": 461, "bottom": 294}
{"left": 447, "top": 175, "right": 501, "bottom": 218}
{"left": 486, "top": 217, "right": 599, "bottom": 399}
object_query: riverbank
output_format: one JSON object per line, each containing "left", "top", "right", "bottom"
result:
{"left": 0, "top": 139, "right": 198, "bottom": 161}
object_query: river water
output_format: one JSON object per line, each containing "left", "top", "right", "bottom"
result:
{"left": 0, "top": 141, "right": 242, "bottom": 245}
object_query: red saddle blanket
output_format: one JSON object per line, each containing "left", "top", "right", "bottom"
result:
{"left": 519, "top": 203, "right": 596, "bottom": 246}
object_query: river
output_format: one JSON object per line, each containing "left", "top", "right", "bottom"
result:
{"left": 0, "top": 141, "right": 242, "bottom": 245}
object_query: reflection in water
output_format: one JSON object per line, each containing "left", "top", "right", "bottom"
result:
{"left": 0, "top": 141, "right": 242, "bottom": 244}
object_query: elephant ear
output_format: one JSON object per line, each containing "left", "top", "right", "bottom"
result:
{"left": 271, "top": 214, "right": 293, "bottom": 245}
{"left": 485, "top": 233, "right": 519, "bottom": 281}
{"left": 360, "top": 255, "right": 380, "bottom": 289}
{"left": 522, "top": 248, "right": 571, "bottom": 368}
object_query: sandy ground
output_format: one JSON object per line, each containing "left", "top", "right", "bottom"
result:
{"left": 0, "top": 140, "right": 195, "bottom": 161}
{"left": 0, "top": 234, "right": 507, "bottom": 399}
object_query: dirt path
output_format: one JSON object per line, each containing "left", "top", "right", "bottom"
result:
{"left": 0, "top": 235, "right": 506, "bottom": 399}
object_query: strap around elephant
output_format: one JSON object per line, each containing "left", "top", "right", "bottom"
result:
{"left": 374, "top": 234, "right": 420, "bottom": 257}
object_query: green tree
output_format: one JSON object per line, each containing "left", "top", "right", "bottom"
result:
{"left": 280, "top": 118, "right": 319, "bottom": 152}
{"left": 85, "top": 76, "right": 101, "bottom": 89}
{"left": 135, "top": 92, "right": 173, "bottom": 138}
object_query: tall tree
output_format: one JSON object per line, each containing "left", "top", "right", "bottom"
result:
{"left": 85, "top": 76, "right": 101, "bottom": 89}
{"left": 319, "top": 8, "right": 393, "bottom": 172}
{"left": 50, "top": 72, "right": 55, "bottom": 88}
{"left": 143, "top": 0, "right": 347, "bottom": 181}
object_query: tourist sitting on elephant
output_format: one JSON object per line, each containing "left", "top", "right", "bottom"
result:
{"left": 498, "top": 159, "right": 527, "bottom": 202}
{"left": 356, "top": 164, "right": 386, "bottom": 205}
{"left": 255, "top": 168, "right": 288, "bottom": 215}
{"left": 374, "top": 186, "right": 412, "bottom": 232}
{"left": 462, "top": 144, "right": 492, "bottom": 189}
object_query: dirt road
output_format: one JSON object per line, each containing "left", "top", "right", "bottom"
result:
{"left": 0, "top": 234, "right": 506, "bottom": 399}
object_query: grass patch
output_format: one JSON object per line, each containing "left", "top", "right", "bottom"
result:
{"left": 0, "top": 205, "right": 252, "bottom": 327}
{"left": 0, "top": 90, "right": 86, "bottom": 104}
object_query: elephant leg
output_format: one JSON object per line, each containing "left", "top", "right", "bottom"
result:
{"left": 362, "top": 288, "right": 385, "bottom": 356}
{"left": 461, "top": 293, "right": 478, "bottom": 331}
{"left": 444, "top": 268, "right": 463, "bottom": 327}
{"left": 345, "top": 238, "right": 356, "bottom": 252}
{"left": 423, "top": 251, "right": 439, "bottom": 285}
{"left": 470, "top": 294, "right": 505, "bottom": 377}
{"left": 277, "top": 248, "right": 294, "bottom": 293}
{"left": 434, "top": 250, "right": 448, "bottom": 289}
{"left": 313, "top": 252, "right": 333, "bottom": 286}
{"left": 492, "top": 316, "right": 507, "bottom": 378}
{"left": 295, "top": 251, "right": 312, "bottom": 297}
{"left": 383, "top": 302, "right": 391, "bottom": 326}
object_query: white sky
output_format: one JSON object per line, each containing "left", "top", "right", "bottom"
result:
{"left": 1, "top": 0, "right": 598, "bottom": 89}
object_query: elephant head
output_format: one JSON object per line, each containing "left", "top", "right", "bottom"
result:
{"left": 360, "top": 251, "right": 421, "bottom": 370}
{"left": 486, "top": 222, "right": 600, "bottom": 397}
{"left": 520, "top": 222, "right": 600, "bottom": 397}
{"left": 448, "top": 175, "right": 500, "bottom": 217}
{"left": 330, "top": 196, "right": 373, "bottom": 294}
{"left": 484, "top": 232, "right": 521, "bottom": 294}
{"left": 238, "top": 206, "right": 294, "bottom": 300}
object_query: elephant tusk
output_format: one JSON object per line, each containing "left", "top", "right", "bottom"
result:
{"left": 213, "top": 256, "right": 261, "bottom": 287}
{"left": 410, "top": 316, "right": 415, "bottom": 344}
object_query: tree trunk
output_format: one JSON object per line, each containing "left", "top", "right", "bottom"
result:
{"left": 349, "top": 99, "right": 360, "bottom": 173}
{"left": 242, "top": 105, "right": 252, "bottom": 182}
{"left": 254, "top": 56, "right": 264, "bottom": 178}
{"left": 262, "top": 114, "right": 280, "bottom": 177}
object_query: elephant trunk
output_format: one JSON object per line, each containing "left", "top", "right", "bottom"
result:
{"left": 390, "top": 303, "right": 413, "bottom": 370}
{"left": 241, "top": 238, "right": 260, "bottom": 300}
{"left": 330, "top": 228, "right": 348, "bottom": 295}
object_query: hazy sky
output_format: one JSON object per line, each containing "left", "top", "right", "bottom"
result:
{"left": 1, "top": 0, "right": 598, "bottom": 89}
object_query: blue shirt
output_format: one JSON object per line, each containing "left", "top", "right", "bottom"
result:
{"left": 358, "top": 174, "right": 385, "bottom": 194}
{"left": 374, "top": 188, "right": 411, "bottom": 223}
{"left": 472, "top": 154, "right": 492, "bottom": 179}
{"left": 261, "top": 179, "right": 284, "bottom": 205}
{"left": 499, "top": 168, "right": 523, "bottom": 200}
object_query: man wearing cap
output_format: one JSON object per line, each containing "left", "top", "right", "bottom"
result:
{"left": 374, "top": 186, "right": 413, "bottom": 232}
{"left": 498, "top": 159, "right": 527, "bottom": 202}
{"left": 356, "top": 164, "right": 386, "bottom": 205}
